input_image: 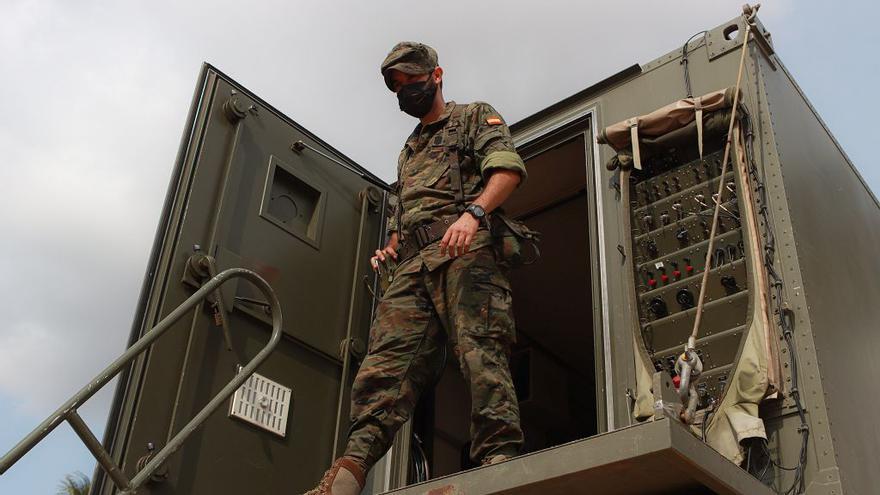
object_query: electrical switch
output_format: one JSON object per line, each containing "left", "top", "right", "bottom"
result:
{"left": 647, "top": 240, "right": 658, "bottom": 258}
{"left": 673, "top": 203, "right": 684, "bottom": 221}
{"left": 676, "top": 228, "right": 689, "bottom": 245}
{"left": 676, "top": 289, "right": 695, "bottom": 310}
{"left": 649, "top": 297, "right": 668, "bottom": 318}
{"left": 721, "top": 275, "right": 739, "bottom": 295}
{"left": 683, "top": 258, "right": 694, "bottom": 274}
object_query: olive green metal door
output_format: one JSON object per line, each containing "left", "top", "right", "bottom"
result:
{"left": 95, "top": 65, "right": 386, "bottom": 494}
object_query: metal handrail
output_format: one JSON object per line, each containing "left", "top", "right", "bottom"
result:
{"left": 0, "top": 267, "right": 283, "bottom": 494}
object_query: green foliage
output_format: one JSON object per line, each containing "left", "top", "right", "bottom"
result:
{"left": 57, "top": 472, "right": 90, "bottom": 495}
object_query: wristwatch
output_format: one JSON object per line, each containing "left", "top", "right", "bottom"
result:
{"left": 465, "top": 204, "right": 486, "bottom": 221}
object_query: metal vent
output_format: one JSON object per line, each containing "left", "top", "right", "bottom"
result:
{"left": 228, "top": 371, "right": 291, "bottom": 437}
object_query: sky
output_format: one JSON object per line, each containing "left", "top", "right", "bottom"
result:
{"left": 1, "top": 1, "right": 877, "bottom": 493}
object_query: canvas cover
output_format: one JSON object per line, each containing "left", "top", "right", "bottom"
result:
{"left": 598, "top": 87, "right": 739, "bottom": 151}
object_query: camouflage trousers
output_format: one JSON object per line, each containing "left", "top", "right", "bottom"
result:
{"left": 344, "top": 246, "right": 523, "bottom": 470}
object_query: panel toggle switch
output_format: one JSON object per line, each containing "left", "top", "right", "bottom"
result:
{"left": 646, "top": 240, "right": 659, "bottom": 258}
{"left": 676, "top": 227, "right": 689, "bottom": 245}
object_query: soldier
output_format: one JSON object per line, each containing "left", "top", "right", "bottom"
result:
{"left": 305, "top": 42, "right": 528, "bottom": 495}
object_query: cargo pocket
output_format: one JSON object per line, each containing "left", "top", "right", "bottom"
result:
{"left": 486, "top": 282, "right": 515, "bottom": 345}
{"left": 425, "top": 146, "right": 460, "bottom": 189}
{"left": 426, "top": 127, "right": 461, "bottom": 188}
{"left": 424, "top": 159, "right": 451, "bottom": 188}
{"left": 459, "top": 279, "right": 514, "bottom": 345}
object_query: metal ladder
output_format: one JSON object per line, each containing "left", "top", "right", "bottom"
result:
{"left": 0, "top": 265, "right": 283, "bottom": 494}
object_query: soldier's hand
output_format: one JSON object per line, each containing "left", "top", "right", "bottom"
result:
{"left": 371, "top": 243, "right": 398, "bottom": 271}
{"left": 441, "top": 214, "right": 479, "bottom": 258}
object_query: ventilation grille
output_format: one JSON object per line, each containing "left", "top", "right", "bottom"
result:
{"left": 228, "top": 372, "right": 291, "bottom": 437}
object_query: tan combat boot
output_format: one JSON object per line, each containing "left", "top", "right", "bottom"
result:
{"left": 303, "top": 457, "right": 366, "bottom": 495}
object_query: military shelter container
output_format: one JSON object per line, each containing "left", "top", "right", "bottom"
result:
{"left": 88, "top": 12, "right": 877, "bottom": 495}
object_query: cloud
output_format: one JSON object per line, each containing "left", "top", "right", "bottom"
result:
{"left": 0, "top": 0, "right": 184, "bottom": 423}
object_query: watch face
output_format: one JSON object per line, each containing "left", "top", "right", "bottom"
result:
{"left": 469, "top": 204, "right": 485, "bottom": 218}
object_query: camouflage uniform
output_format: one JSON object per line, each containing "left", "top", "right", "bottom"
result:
{"left": 343, "top": 43, "right": 529, "bottom": 470}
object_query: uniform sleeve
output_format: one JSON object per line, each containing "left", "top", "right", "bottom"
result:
{"left": 386, "top": 193, "right": 398, "bottom": 236}
{"left": 469, "top": 102, "right": 527, "bottom": 184}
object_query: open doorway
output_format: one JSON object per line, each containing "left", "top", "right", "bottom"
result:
{"left": 411, "top": 127, "right": 600, "bottom": 479}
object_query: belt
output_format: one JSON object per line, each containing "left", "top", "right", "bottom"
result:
{"left": 397, "top": 215, "right": 458, "bottom": 262}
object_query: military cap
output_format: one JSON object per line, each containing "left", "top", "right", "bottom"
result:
{"left": 380, "top": 42, "right": 438, "bottom": 91}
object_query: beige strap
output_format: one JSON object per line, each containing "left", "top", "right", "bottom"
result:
{"left": 627, "top": 118, "right": 642, "bottom": 170}
{"left": 695, "top": 97, "right": 704, "bottom": 159}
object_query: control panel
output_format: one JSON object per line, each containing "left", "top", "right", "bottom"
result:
{"left": 628, "top": 149, "right": 749, "bottom": 410}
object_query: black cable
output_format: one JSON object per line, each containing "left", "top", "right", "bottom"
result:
{"left": 681, "top": 31, "right": 709, "bottom": 98}
{"left": 746, "top": 441, "right": 754, "bottom": 475}
{"left": 741, "top": 106, "right": 809, "bottom": 494}
{"left": 701, "top": 401, "right": 716, "bottom": 441}
{"left": 757, "top": 442, "right": 772, "bottom": 483}
{"left": 760, "top": 439, "right": 798, "bottom": 471}
{"left": 410, "top": 432, "right": 429, "bottom": 482}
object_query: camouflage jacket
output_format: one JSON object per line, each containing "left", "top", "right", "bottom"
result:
{"left": 389, "top": 101, "right": 527, "bottom": 275}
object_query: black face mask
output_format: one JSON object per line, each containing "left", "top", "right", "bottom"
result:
{"left": 397, "top": 77, "right": 437, "bottom": 118}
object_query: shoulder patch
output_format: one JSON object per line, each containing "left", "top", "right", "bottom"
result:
{"left": 486, "top": 117, "right": 502, "bottom": 125}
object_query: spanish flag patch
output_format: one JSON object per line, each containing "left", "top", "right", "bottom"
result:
{"left": 486, "top": 117, "right": 502, "bottom": 125}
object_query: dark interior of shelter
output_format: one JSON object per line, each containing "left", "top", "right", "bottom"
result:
{"left": 410, "top": 129, "right": 599, "bottom": 480}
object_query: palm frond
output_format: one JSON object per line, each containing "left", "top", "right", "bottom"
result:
{"left": 57, "top": 471, "right": 91, "bottom": 495}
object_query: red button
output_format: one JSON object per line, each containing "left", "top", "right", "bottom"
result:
{"left": 673, "top": 270, "right": 682, "bottom": 278}
{"left": 686, "top": 265, "right": 694, "bottom": 273}
{"left": 673, "top": 375, "right": 681, "bottom": 389}
{"left": 661, "top": 274, "right": 669, "bottom": 282}
{"left": 648, "top": 279, "right": 657, "bottom": 287}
